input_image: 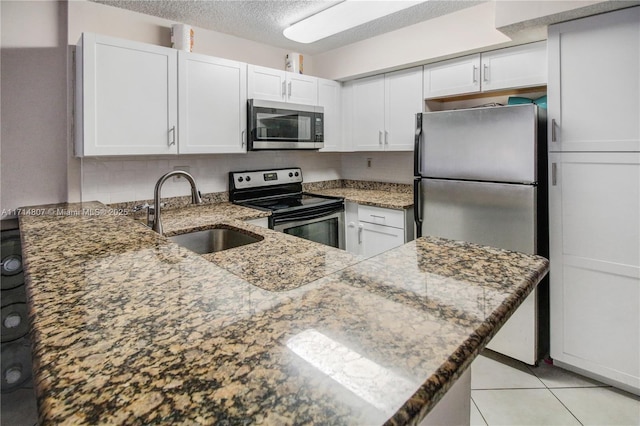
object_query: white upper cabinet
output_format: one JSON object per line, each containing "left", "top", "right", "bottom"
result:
{"left": 350, "top": 67, "right": 423, "bottom": 151}
{"left": 351, "top": 75, "right": 386, "bottom": 151}
{"left": 178, "top": 52, "right": 247, "bottom": 154}
{"left": 76, "top": 33, "right": 178, "bottom": 156}
{"left": 480, "top": 42, "right": 547, "bottom": 92}
{"left": 384, "top": 67, "right": 423, "bottom": 151}
{"left": 317, "top": 78, "right": 342, "bottom": 152}
{"left": 76, "top": 33, "right": 249, "bottom": 156}
{"left": 287, "top": 73, "right": 319, "bottom": 105}
{"left": 423, "top": 42, "right": 547, "bottom": 99}
{"left": 247, "top": 65, "right": 318, "bottom": 105}
{"left": 548, "top": 10, "right": 639, "bottom": 152}
{"left": 423, "top": 55, "right": 481, "bottom": 99}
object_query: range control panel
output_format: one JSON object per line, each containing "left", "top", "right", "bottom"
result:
{"left": 230, "top": 168, "right": 303, "bottom": 190}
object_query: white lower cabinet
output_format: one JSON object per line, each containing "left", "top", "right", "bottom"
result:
{"left": 549, "top": 152, "right": 640, "bottom": 394}
{"left": 359, "top": 221, "right": 406, "bottom": 259}
{"left": 346, "top": 203, "right": 414, "bottom": 258}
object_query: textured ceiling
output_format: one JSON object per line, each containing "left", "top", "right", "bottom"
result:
{"left": 90, "top": 0, "right": 484, "bottom": 54}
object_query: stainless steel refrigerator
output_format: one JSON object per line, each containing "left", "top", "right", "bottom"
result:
{"left": 413, "top": 103, "right": 548, "bottom": 365}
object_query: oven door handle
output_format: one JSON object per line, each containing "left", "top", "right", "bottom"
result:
{"left": 272, "top": 208, "right": 342, "bottom": 225}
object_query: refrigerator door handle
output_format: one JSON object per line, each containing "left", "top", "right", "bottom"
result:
{"left": 414, "top": 178, "right": 423, "bottom": 238}
{"left": 414, "top": 113, "right": 423, "bottom": 176}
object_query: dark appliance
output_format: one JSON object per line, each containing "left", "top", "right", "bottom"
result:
{"left": 229, "top": 168, "right": 344, "bottom": 249}
{"left": 247, "top": 99, "right": 324, "bottom": 150}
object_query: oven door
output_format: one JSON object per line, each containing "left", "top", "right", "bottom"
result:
{"left": 248, "top": 99, "right": 323, "bottom": 150}
{"left": 273, "top": 208, "right": 344, "bottom": 250}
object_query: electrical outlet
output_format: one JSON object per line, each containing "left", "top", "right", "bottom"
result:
{"left": 172, "top": 166, "right": 190, "bottom": 182}
{"left": 366, "top": 158, "right": 372, "bottom": 168}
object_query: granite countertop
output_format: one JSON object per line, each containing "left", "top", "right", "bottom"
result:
{"left": 309, "top": 188, "right": 413, "bottom": 210}
{"left": 19, "top": 201, "right": 548, "bottom": 425}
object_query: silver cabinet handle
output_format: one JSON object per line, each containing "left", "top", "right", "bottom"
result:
{"left": 168, "top": 126, "right": 176, "bottom": 146}
{"left": 370, "top": 214, "right": 386, "bottom": 219}
{"left": 551, "top": 118, "right": 557, "bottom": 142}
{"left": 472, "top": 65, "right": 478, "bottom": 83}
{"left": 551, "top": 162, "right": 557, "bottom": 186}
{"left": 288, "top": 81, "right": 292, "bottom": 97}
{"left": 483, "top": 64, "right": 489, "bottom": 82}
{"left": 379, "top": 131, "right": 383, "bottom": 145}
{"left": 241, "top": 130, "right": 246, "bottom": 148}
{"left": 281, "top": 81, "right": 286, "bottom": 98}
{"left": 358, "top": 223, "right": 364, "bottom": 244}
{"left": 384, "top": 131, "right": 389, "bottom": 145}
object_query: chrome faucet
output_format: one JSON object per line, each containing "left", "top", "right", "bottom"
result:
{"left": 152, "top": 171, "right": 202, "bottom": 235}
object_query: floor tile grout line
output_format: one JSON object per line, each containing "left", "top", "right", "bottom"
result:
{"left": 472, "top": 384, "right": 614, "bottom": 391}
{"left": 548, "top": 387, "right": 585, "bottom": 426}
{"left": 470, "top": 396, "right": 489, "bottom": 426}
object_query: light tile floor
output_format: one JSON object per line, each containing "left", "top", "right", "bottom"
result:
{"left": 471, "top": 350, "right": 640, "bottom": 426}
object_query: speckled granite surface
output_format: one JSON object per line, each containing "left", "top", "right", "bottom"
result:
{"left": 304, "top": 180, "right": 413, "bottom": 210}
{"left": 19, "top": 201, "right": 548, "bottom": 425}
{"left": 310, "top": 187, "right": 413, "bottom": 210}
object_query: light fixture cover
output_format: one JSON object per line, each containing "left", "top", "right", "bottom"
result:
{"left": 283, "top": 0, "right": 425, "bottom": 44}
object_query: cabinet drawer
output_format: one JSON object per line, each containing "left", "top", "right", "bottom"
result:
{"left": 358, "top": 205, "right": 405, "bottom": 228}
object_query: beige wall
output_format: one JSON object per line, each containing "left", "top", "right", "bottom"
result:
{"left": 1, "top": 0, "right": 69, "bottom": 219}
{"left": 68, "top": 0, "right": 305, "bottom": 72}
{"left": 313, "top": 2, "right": 513, "bottom": 81}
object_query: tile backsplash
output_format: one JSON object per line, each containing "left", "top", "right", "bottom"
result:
{"left": 81, "top": 151, "right": 342, "bottom": 204}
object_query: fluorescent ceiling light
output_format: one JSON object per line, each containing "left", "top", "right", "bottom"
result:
{"left": 283, "top": 0, "right": 426, "bottom": 44}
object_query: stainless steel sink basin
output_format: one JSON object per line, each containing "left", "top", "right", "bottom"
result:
{"left": 169, "top": 227, "right": 263, "bottom": 254}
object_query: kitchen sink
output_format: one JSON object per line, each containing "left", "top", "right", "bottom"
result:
{"left": 169, "top": 227, "right": 263, "bottom": 254}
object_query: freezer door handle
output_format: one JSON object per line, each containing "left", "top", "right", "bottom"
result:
{"left": 414, "top": 178, "right": 423, "bottom": 238}
{"left": 414, "top": 113, "right": 423, "bottom": 176}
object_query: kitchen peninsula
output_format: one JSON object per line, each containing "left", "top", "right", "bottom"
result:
{"left": 19, "top": 202, "right": 548, "bottom": 425}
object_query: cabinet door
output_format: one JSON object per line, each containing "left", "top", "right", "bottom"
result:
{"left": 78, "top": 33, "right": 178, "bottom": 156}
{"left": 287, "top": 73, "right": 318, "bottom": 105}
{"left": 247, "top": 64, "right": 286, "bottom": 102}
{"left": 318, "top": 78, "right": 342, "bottom": 152}
{"left": 178, "top": 52, "right": 247, "bottom": 154}
{"left": 341, "top": 82, "right": 355, "bottom": 152}
{"left": 359, "top": 221, "right": 405, "bottom": 258}
{"left": 548, "top": 7, "right": 640, "bottom": 152}
{"left": 352, "top": 75, "right": 385, "bottom": 151}
{"left": 344, "top": 201, "right": 361, "bottom": 255}
{"left": 423, "top": 54, "right": 480, "bottom": 99}
{"left": 384, "top": 67, "right": 423, "bottom": 151}
{"left": 549, "top": 152, "right": 640, "bottom": 392}
{"left": 480, "top": 41, "right": 547, "bottom": 92}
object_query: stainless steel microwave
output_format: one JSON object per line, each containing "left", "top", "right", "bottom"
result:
{"left": 247, "top": 99, "right": 324, "bottom": 150}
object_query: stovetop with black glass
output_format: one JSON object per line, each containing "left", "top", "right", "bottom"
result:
{"left": 229, "top": 168, "right": 344, "bottom": 218}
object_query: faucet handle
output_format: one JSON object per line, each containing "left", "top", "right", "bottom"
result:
{"left": 131, "top": 203, "right": 150, "bottom": 213}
